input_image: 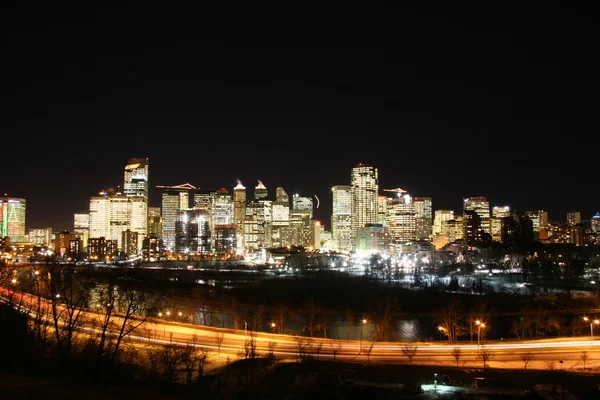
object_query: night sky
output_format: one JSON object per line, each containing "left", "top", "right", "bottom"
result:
{"left": 2, "top": 4, "right": 598, "bottom": 232}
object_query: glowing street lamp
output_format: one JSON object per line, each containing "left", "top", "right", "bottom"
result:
{"left": 360, "top": 318, "right": 367, "bottom": 353}
{"left": 438, "top": 326, "right": 445, "bottom": 341}
{"left": 583, "top": 317, "right": 600, "bottom": 345}
{"left": 475, "top": 320, "right": 486, "bottom": 347}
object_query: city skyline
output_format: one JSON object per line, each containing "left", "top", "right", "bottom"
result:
{"left": 3, "top": 4, "right": 598, "bottom": 231}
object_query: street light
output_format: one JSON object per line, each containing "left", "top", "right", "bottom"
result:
{"left": 475, "top": 320, "right": 485, "bottom": 347}
{"left": 271, "top": 322, "right": 276, "bottom": 339}
{"left": 360, "top": 318, "right": 367, "bottom": 353}
{"left": 583, "top": 317, "right": 600, "bottom": 345}
{"left": 438, "top": 326, "right": 445, "bottom": 341}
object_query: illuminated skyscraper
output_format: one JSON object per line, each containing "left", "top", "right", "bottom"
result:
{"left": 414, "top": 197, "right": 432, "bottom": 241}
{"left": 292, "top": 194, "right": 313, "bottom": 219}
{"left": 123, "top": 158, "right": 149, "bottom": 247}
{"left": 148, "top": 207, "right": 162, "bottom": 238}
{"left": 276, "top": 187, "right": 290, "bottom": 204}
{"left": 89, "top": 193, "right": 110, "bottom": 240}
{"left": 351, "top": 163, "right": 379, "bottom": 245}
{"left": 566, "top": 211, "right": 581, "bottom": 226}
{"left": 0, "top": 197, "right": 26, "bottom": 242}
{"left": 73, "top": 212, "right": 90, "bottom": 247}
{"left": 331, "top": 185, "right": 352, "bottom": 253}
{"left": 386, "top": 193, "right": 415, "bottom": 247}
{"left": 592, "top": 212, "right": 600, "bottom": 233}
{"left": 233, "top": 181, "right": 246, "bottom": 250}
{"left": 162, "top": 189, "right": 190, "bottom": 251}
{"left": 254, "top": 180, "right": 268, "bottom": 200}
{"left": 123, "top": 158, "right": 149, "bottom": 199}
{"left": 463, "top": 196, "right": 491, "bottom": 234}
{"left": 491, "top": 206, "right": 510, "bottom": 242}
{"left": 213, "top": 188, "right": 234, "bottom": 226}
{"left": 433, "top": 210, "right": 454, "bottom": 235}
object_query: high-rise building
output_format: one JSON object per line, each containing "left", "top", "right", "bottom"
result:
{"left": 0, "top": 196, "right": 26, "bottom": 242}
{"left": 74, "top": 212, "right": 90, "bottom": 247}
{"left": 463, "top": 196, "right": 491, "bottom": 234}
{"left": 351, "top": 163, "right": 379, "bottom": 245}
{"left": 292, "top": 194, "right": 313, "bottom": 219}
{"left": 331, "top": 185, "right": 352, "bottom": 253}
{"left": 254, "top": 180, "right": 268, "bottom": 200}
{"left": 386, "top": 193, "right": 415, "bottom": 247}
{"left": 272, "top": 187, "right": 290, "bottom": 248}
{"left": 233, "top": 181, "right": 247, "bottom": 250}
{"left": 28, "top": 227, "right": 52, "bottom": 246}
{"left": 566, "top": 211, "right": 581, "bottom": 226}
{"left": 276, "top": 187, "right": 289, "bottom": 204}
{"left": 213, "top": 188, "right": 234, "bottom": 226}
{"left": 161, "top": 189, "right": 190, "bottom": 251}
{"left": 433, "top": 210, "right": 454, "bottom": 235}
{"left": 148, "top": 207, "right": 162, "bottom": 237}
{"left": 491, "top": 206, "right": 510, "bottom": 242}
{"left": 123, "top": 158, "right": 149, "bottom": 247}
{"left": 591, "top": 212, "right": 600, "bottom": 233}
{"left": 414, "top": 197, "right": 432, "bottom": 241}
{"left": 123, "top": 158, "right": 149, "bottom": 199}
{"left": 89, "top": 193, "right": 110, "bottom": 240}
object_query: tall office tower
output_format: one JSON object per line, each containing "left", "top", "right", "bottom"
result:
{"left": 463, "top": 209, "right": 484, "bottom": 249}
{"left": 463, "top": 196, "right": 491, "bottom": 234}
{"left": 351, "top": 163, "right": 379, "bottom": 245}
{"left": 386, "top": 193, "right": 415, "bottom": 247}
{"left": 233, "top": 181, "right": 247, "bottom": 250}
{"left": 109, "top": 194, "right": 130, "bottom": 245}
{"left": 491, "top": 206, "right": 511, "bottom": 242}
{"left": 592, "top": 212, "right": 600, "bottom": 233}
{"left": 0, "top": 196, "right": 26, "bottom": 242}
{"left": 175, "top": 208, "right": 211, "bottom": 254}
{"left": 377, "top": 196, "right": 388, "bottom": 226}
{"left": 161, "top": 189, "right": 190, "bottom": 251}
{"left": 276, "top": 187, "right": 289, "bottom": 204}
{"left": 89, "top": 193, "right": 110, "bottom": 239}
{"left": 444, "top": 216, "right": 464, "bottom": 243}
{"left": 213, "top": 188, "right": 234, "bottom": 226}
{"left": 272, "top": 188, "right": 290, "bottom": 248}
{"left": 244, "top": 199, "right": 272, "bottom": 249}
{"left": 148, "top": 207, "right": 162, "bottom": 237}
{"left": 331, "top": 185, "right": 353, "bottom": 253}
{"left": 123, "top": 158, "right": 149, "bottom": 246}
{"left": 124, "top": 158, "right": 149, "bottom": 198}
{"left": 433, "top": 210, "right": 454, "bottom": 235}
{"left": 292, "top": 194, "right": 314, "bottom": 219}
{"left": 414, "top": 197, "right": 432, "bottom": 241}
{"left": 28, "top": 228, "right": 52, "bottom": 246}
{"left": 254, "top": 180, "right": 268, "bottom": 200}
{"left": 566, "top": 211, "right": 581, "bottom": 226}
{"left": 73, "top": 212, "right": 90, "bottom": 247}
{"left": 233, "top": 181, "right": 247, "bottom": 224}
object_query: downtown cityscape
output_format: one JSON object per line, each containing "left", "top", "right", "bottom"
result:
{"left": 3, "top": 3, "right": 600, "bottom": 399}
{"left": 3, "top": 156, "right": 600, "bottom": 268}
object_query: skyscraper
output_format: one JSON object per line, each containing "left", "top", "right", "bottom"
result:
{"left": 463, "top": 196, "right": 491, "bottom": 234}
{"left": 254, "top": 180, "right": 268, "bottom": 200}
{"left": 162, "top": 189, "right": 190, "bottom": 251}
{"left": 414, "top": 197, "right": 432, "bottom": 241}
{"left": 351, "top": 163, "right": 379, "bottom": 246}
{"left": 292, "top": 194, "right": 313, "bottom": 219}
{"left": 123, "top": 158, "right": 149, "bottom": 247}
{"left": 331, "top": 185, "right": 352, "bottom": 253}
{"left": 0, "top": 196, "right": 26, "bottom": 242}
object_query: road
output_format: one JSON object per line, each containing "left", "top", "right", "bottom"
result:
{"left": 2, "top": 285, "right": 600, "bottom": 370}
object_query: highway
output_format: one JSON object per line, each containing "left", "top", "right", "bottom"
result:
{"left": 3, "top": 285, "right": 600, "bottom": 370}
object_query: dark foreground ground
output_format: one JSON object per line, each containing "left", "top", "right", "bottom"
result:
{"left": 1, "top": 359, "right": 599, "bottom": 399}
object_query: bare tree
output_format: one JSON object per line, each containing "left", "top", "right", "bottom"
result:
{"left": 401, "top": 345, "right": 418, "bottom": 364}
{"left": 451, "top": 347, "right": 462, "bottom": 367}
{"left": 299, "top": 297, "right": 321, "bottom": 337}
{"left": 580, "top": 351, "right": 589, "bottom": 370}
{"left": 244, "top": 332, "right": 257, "bottom": 359}
{"left": 109, "top": 283, "right": 156, "bottom": 364}
{"left": 372, "top": 295, "right": 402, "bottom": 342}
{"left": 364, "top": 342, "right": 375, "bottom": 364}
{"left": 330, "top": 342, "right": 343, "bottom": 361}
{"left": 215, "top": 332, "right": 225, "bottom": 354}
{"left": 267, "top": 340, "right": 277, "bottom": 359}
{"left": 294, "top": 336, "right": 311, "bottom": 363}
{"left": 477, "top": 345, "right": 494, "bottom": 369}
{"left": 313, "top": 341, "right": 323, "bottom": 358}
{"left": 196, "top": 346, "right": 210, "bottom": 378}
{"left": 519, "top": 352, "right": 535, "bottom": 370}
{"left": 344, "top": 309, "right": 354, "bottom": 340}
{"left": 434, "top": 299, "right": 465, "bottom": 343}
{"left": 273, "top": 300, "right": 289, "bottom": 334}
